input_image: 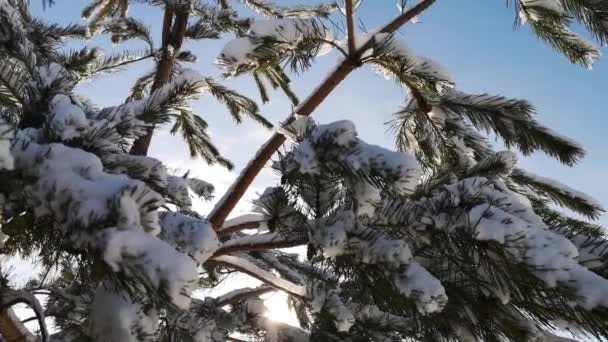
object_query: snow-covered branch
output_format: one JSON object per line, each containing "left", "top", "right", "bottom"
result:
{"left": 216, "top": 286, "right": 275, "bottom": 307}
{"left": 212, "top": 255, "right": 307, "bottom": 299}
{"left": 215, "top": 232, "right": 308, "bottom": 256}
{"left": 208, "top": 0, "right": 437, "bottom": 229}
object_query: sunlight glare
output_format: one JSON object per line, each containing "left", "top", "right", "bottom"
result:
{"left": 263, "top": 291, "right": 300, "bottom": 327}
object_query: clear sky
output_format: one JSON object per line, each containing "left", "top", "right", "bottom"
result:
{"left": 30, "top": 0, "right": 608, "bottom": 225}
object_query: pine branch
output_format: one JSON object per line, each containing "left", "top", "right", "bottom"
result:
{"left": 214, "top": 233, "right": 307, "bottom": 255}
{"left": 212, "top": 255, "right": 307, "bottom": 298}
{"left": 185, "top": 19, "right": 221, "bottom": 40}
{"left": 208, "top": 0, "right": 437, "bottom": 228}
{"left": 204, "top": 77, "right": 273, "bottom": 128}
{"left": 127, "top": 69, "right": 156, "bottom": 101}
{"left": 511, "top": 168, "right": 604, "bottom": 218}
{"left": 438, "top": 91, "right": 585, "bottom": 165}
{"left": 170, "top": 108, "right": 234, "bottom": 169}
{"left": 465, "top": 151, "right": 517, "bottom": 178}
{"left": 518, "top": 1, "right": 600, "bottom": 67}
{"left": 82, "top": 50, "right": 155, "bottom": 78}
{"left": 102, "top": 17, "right": 154, "bottom": 49}
{"left": 560, "top": 0, "right": 608, "bottom": 45}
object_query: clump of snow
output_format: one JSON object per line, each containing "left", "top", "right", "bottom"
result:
{"left": 187, "top": 177, "right": 214, "bottom": 200}
{"left": 348, "top": 140, "right": 422, "bottom": 194}
{"left": 0, "top": 118, "right": 14, "bottom": 170}
{"left": 167, "top": 175, "right": 192, "bottom": 207}
{"left": 352, "top": 181, "right": 381, "bottom": 217}
{"left": 101, "top": 227, "right": 198, "bottom": 309}
{"left": 222, "top": 212, "right": 266, "bottom": 229}
{"left": 218, "top": 37, "right": 258, "bottom": 66}
{"left": 12, "top": 136, "right": 163, "bottom": 234}
{"left": 38, "top": 63, "right": 74, "bottom": 91}
{"left": 249, "top": 18, "right": 321, "bottom": 43}
{"left": 293, "top": 140, "right": 319, "bottom": 174}
{"left": 103, "top": 154, "right": 168, "bottom": 188}
{"left": 89, "top": 284, "right": 159, "bottom": 342}
{"left": 393, "top": 261, "right": 447, "bottom": 314}
{"left": 520, "top": 0, "right": 565, "bottom": 23}
{"left": 516, "top": 169, "right": 604, "bottom": 212}
{"left": 218, "top": 18, "right": 327, "bottom": 72}
{"left": 313, "top": 210, "right": 354, "bottom": 258}
{"left": 159, "top": 212, "right": 220, "bottom": 264}
{"left": 450, "top": 135, "right": 476, "bottom": 168}
{"left": 469, "top": 201, "right": 608, "bottom": 310}
{"left": 308, "top": 283, "right": 355, "bottom": 332}
{"left": 48, "top": 94, "right": 89, "bottom": 141}
{"left": 291, "top": 119, "right": 422, "bottom": 195}
{"left": 312, "top": 120, "right": 358, "bottom": 147}
{"left": 415, "top": 175, "right": 608, "bottom": 311}
{"left": 352, "top": 236, "right": 412, "bottom": 265}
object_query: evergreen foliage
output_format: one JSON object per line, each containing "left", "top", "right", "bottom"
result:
{"left": 0, "top": 1, "right": 606, "bottom": 342}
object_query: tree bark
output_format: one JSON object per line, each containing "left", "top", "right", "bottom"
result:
{"left": 129, "top": 7, "right": 189, "bottom": 156}
{"left": 208, "top": 0, "right": 437, "bottom": 229}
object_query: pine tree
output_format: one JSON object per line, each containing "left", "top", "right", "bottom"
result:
{"left": 0, "top": 0, "right": 607, "bottom": 341}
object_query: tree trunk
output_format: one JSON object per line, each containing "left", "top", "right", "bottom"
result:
{"left": 129, "top": 7, "right": 189, "bottom": 156}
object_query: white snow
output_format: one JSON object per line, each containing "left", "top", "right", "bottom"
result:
{"left": 12, "top": 137, "right": 163, "bottom": 234}
{"left": 48, "top": 94, "right": 89, "bottom": 141}
{"left": 518, "top": 169, "right": 603, "bottom": 211}
{"left": 293, "top": 140, "right": 320, "bottom": 175}
{"left": 89, "top": 285, "right": 159, "bottom": 342}
{"left": 222, "top": 212, "right": 266, "bottom": 229}
{"left": 292, "top": 120, "right": 422, "bottom": 195}
{"left": 220, "top": 232, "right": 281, "bottom": 251}
{"left": 187, "top": 177, "right": 214, "bottom": 200}
{"left": 218, "top": 37, "right": 258, "bottom": 66}
{"left": 347, "top": 140, "right": 422, "bottom": 194}
{"left": 159, "top": 212, "right": 220, "bottom": 264}
{"left": 213, "top": 255, "right": 307, "bottom": 297}
{"left": 249, "top": 18, "right": 320, "bottom": 44}
{"left": 308, "top": 283, "right": 355, "bottom": 332}
{"left": 521, "top": 0, "right": 565, "bottom": 18}
{"left": 101, "top": 227, "right": 198, "bottom": 309}
{"left": 393, "top": 261, "right": 447, "bottom": 314}
{"left": 352, "top": 181, "right": 382, "bottom": 217}
{"left": 218, "top": 18, "right": 327, "bottom": 72}
{"left": 463, "top": 180, "right": 608, "bottom": 310}
{"left": 313, "top": 211, "right": 354, "bottom": 258}
{"left": 167, "top": 175, "right": 192, "bottom": 207}
{"left": 103, "top": 154, "right": 169, "bottom": 188}
{"left": 0, "top": 118, "right": 13, "bottom": 170}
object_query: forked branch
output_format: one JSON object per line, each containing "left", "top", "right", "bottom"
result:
{"left": 208, "top": 0, "right": 437, "bottom": 229}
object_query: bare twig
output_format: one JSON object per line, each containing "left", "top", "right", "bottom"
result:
{"left": 208, "top": 0, "right": 437, "bottom": 229}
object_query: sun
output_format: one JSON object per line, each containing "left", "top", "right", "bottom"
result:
{"left": 262, "top": 291, "right": 301, "bottom": 327}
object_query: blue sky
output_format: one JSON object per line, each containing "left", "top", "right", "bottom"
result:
{"left": 30, "top": 0, "right": 608, "bottom": 224}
